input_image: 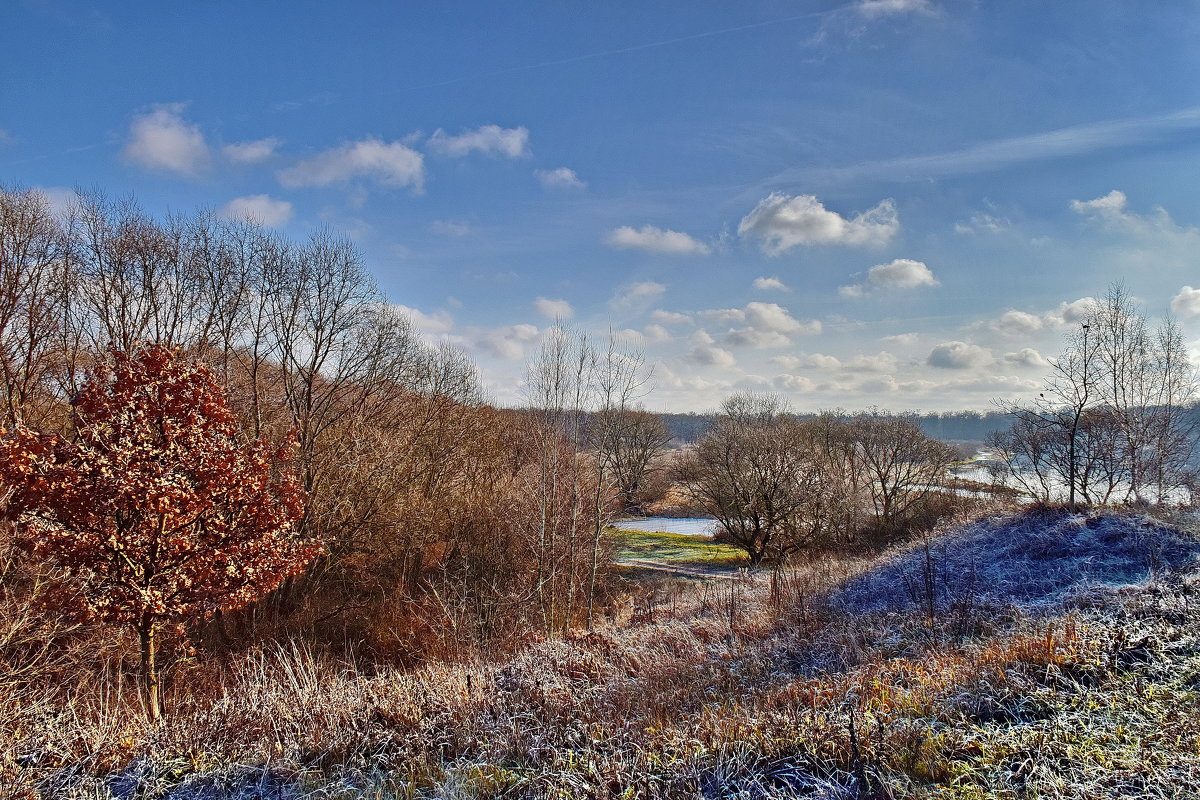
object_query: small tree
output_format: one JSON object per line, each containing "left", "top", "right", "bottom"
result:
{"left": 0, "top": 345, "right": 314, "bottom": 720}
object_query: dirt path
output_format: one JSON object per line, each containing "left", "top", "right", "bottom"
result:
{"left": 615, "top": 558, "right": 744, "bottom": 581}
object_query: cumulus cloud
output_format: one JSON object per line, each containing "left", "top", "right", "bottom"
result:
{"left": 611, "top": 281, "right": 667, "bottom": 309}
{"left": 428, "top": 124, "right": 530, "bottom": 158}
{"left": 535, "top": 167, "right": 585, "bottom": 189}
{"left": 1070, "top": 189, "right": 1129, "bottom": 220}
{"left": 643, "top": 324, "right": 672, "bottom": 343}
{"left": 990, "top": 309, "right": 1044, "bottom": 336}
{"left": 752, "top": 276, "right": 790, "bottom": 292}
{"left": 605, "top": 225, "right": 711, "bottom": 255}
{"left": 278, "top": 138, "right": 424, "bottom": 191}
{"left": 1069, "top": 190, "right": 1200, "bottom": 244}
{"left": 738, "top": 193, "right": 898, "bottom": 254}
{"left": 1003, "top": 348, "right": 1050, "bottom": 369}
{"left": 685, "top": 330, "right": 736, "bottom": 368}
{"left": 122, "top": 103, "right": 210, "bottom": 175}
{"left": 218, "top": 194, "right": 293, "bottom": 227}
{"left": 534, "top": 297, "right": 574, "bottom": 319}
{"left": 393, "top": 304, "right": 455, "bottom": 335}
{"left": 702, "top": 302, "right": 821, "bottom": 347}
{"left": 222, "top": 137, "right": 281, "bottom": 164}
{"left": 745, "top": 302, "right": 820, "bottom": 335}
{"left": 1172, "top": 286, "right": 1200, "bottom": 318}
{"left": 839, "top": 258, "right": 938, "bottom": 297}
{"left": 477, "top": 323, "right": 540, "bottom": 360}
{"left": 1046, "top": 297, "right": 1098, "bottom": 327}
{"left": 881, "top": 332, "right": 919, "bottom": 345}
{"left": 430, "top": 219, "right": 471, "bottom": 237}
{"left": 650, "top": 309, "right": 693, "bottom": 325}
{"left": 705, "top": 302, "right": 820, "bottom": 349}
{"left": 845, "top": 352, "right": 898, "bottom": 372}
{"left": 726, "top": 329, "right": 791, "bottom": 348}
{"left": 927, "top": 341, "right": 993, "bottom": 369}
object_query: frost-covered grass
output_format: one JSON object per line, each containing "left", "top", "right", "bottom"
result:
{"left": 5, "top": 508, "right": 1200, "bottom": 799}
{"left": 834, "top": 506, "right": 1200, "bottom": 616}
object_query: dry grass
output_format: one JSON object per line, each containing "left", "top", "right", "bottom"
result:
{"left": 4, "top": 509, "right": 1200, "bottom": 799}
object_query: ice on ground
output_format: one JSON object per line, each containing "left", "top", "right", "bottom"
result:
{"left": 613, "top": 517, "right": 719, "bottom": 536}
{"left": 833, "top": 508, "right": 1200, "bottom": 616}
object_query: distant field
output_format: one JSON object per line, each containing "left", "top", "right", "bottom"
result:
{"left": 607, "top": 524, "right": 748, "bottom": 575}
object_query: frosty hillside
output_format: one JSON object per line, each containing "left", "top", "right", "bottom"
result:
{"left": 835, "top": 507, "right": 1200, "bottom": 616}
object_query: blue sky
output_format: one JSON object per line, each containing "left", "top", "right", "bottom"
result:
{"left": 5, "top": 0, "right": 1200, "bottom": 411}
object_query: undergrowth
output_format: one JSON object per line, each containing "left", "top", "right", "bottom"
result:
{"left": 3, "top": 508, "right": 1200, "bottom": 799}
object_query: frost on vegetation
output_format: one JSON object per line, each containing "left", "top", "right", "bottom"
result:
{"left": 832, "top": 508, "right": 1200, "bottom": 616}
{"left": 10, "top": 509, "right": 1200, "bottom": 799}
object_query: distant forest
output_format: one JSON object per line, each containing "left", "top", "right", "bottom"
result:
{"left": 656, "top": 410, "right": 1019, "bottom": 446}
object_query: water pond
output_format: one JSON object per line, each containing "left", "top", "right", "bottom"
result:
{"left": 612, "top": 517, "right": 719, "bottom": 537}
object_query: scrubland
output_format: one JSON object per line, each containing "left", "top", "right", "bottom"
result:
{"left": 4, "top": 506, "right": 1199, "bottom": 800}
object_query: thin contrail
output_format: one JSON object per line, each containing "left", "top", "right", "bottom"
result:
{"left": 397, "top": 8, "right": 838, "bottom": 93}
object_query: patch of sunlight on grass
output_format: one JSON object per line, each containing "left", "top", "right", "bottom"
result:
{"left": 606, "top": 526, "right": 749, "bottom": 570}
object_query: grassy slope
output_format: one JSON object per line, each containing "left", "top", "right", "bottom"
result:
{"left": 5, "top": 509, "right": 1200, "bottom": 799}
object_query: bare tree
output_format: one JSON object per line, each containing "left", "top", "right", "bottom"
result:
{"left": 675, "top": 393, "right": 825, "bottom": 566}
{"left": 847, "top": 411, "right": 958, "bottom": 537}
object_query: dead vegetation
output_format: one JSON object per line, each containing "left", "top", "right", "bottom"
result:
{"left": 4, "top": 507, "right": 1199, "bottom": 799}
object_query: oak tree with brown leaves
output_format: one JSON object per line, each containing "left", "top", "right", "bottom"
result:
{"left": 0, "top": 345, "right": 314, "bottom": 720}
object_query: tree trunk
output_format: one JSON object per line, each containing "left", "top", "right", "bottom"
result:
{"left": 138, "top": 617, "right": 162, "bottom": 722}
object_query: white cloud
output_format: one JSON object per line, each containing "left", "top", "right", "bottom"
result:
{"left": 278, "top": 138, "right": 424, "bottom": 191}
{"left": 685, "top": 330, "right": 736, "bottom": 368}
{"left": 1045, "top": 297, "right": 1098, "bottom": 328}
{"left": 34, "top": 187, "right": 77, "bottom": 219}
{"left": 477, "top": 323, "right": 540, "bottom": 360}
{"left": 1003, "top": 348, "right": 1051, "bottom": 369}
{"left": 122, "top": 103, "right": 210, "bottom": 176}
{"left": 218, "top": 194, "right": 293, "bottom": 227}
{"left": 643, "top": 324, "right": 672, "bottom": 343}
{"left": 799, "top": 354, "right": 842, "bottom": 370}
{"left": 855, "top": 0, "right": 935, "bottom": 17}
{"left": 222, "top": 137, "right": 281, "bottom": 164}
{"left": 1172, "top": 286, "right": 1200, "bottom": 318}
{"left": 701, "top": 308, "right": 746, "bottom": 325}
{"left": 927, "top": 341, "right": 993, "bottom": 369}
{"left": 845, "top": 352, "right": 898, "bottom": 372}
{"left": 745, "top": 302, "right": 820, "bottom": 334}
{"left": 0, "top": 129, "right": 11, "bottom": 145}
{"left": 738, "top": 193, "right": 898, "bottom": 254}
{"left": 430, "top": 219, "right": 471, "bottom": 237}
{"left": 752, "top": 276, "right": 790, "bottom": 292}
{"left": 650, "top": 309, "right": 692, "bottom": 325}
{"left": 726, "top": 329, "right": 792, "bottom": 348}
{"left": 954, "top": 213, "right": 1010, "bottom": 235}
{"left": 534, "top": 297, "right": 574, "bottom": 319}
{"left": 535, "top": 167, "right": 585, "bottom": 189}
{"left": 840, "top": 258, "right": 938, "bottom": 297}
{"left": 772, "top": 374, "right": 817, "bottom": 393}
{"left": 605, "top": 225, "right": 711, "bottom": 255}
{"left": 881, "top": 332, "right": 919, "bottom": 345}
{"left": 428, "top": 124, "right": 530, "bottom": 158}
{"left": 1069, "top": 190, "right": 1200, "bottom": 244}
{"left": 990, "top": 309, "right": 1044, "bottom": 336}
{"left": 394, "top": 304, "right": 455, "bottom": 335}
{"left": 611, "top": 281, "right": 666, "bottom": 309}
{"left": 1070, "top": 189, "right": 1128, "bottom": 219}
